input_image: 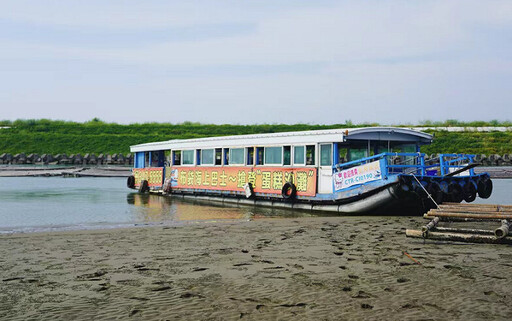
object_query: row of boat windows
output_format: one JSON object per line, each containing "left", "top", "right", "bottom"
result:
{"left": 172, "top": 145, "right": 322, "bottom": 166}
{"left": 141, "top": 143, "right": 418, "bottom": 168}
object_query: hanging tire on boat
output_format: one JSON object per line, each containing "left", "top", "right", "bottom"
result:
{"left": 398, "top": 176, "right": 412, "bottom": 194}
{"left": 477, "top": 176, "right": 493, "bottom": 199}
{"left": 281, "top": 182, "right": 297, "bottom": 200}
{"left": 463, "top": 180, "right": 477, "bottom": 203}
{"left": 127, "top": 175, "right": 135, "bottom": 189}
{"left": 139, "top": 179, "right": 149, "bottom": 193}
{"left": 426, "top": 181, "right": 443, "bottom": 205}
{"left": 244, "top": 183, "right": 254, "bottom": 199}
{"left": 447, "top": 182, "right": 464, "bottom": 203}
{"left": 163, "top": 179, "right": 172, "bottom": 194}
{"left": 412, "top": 179, "right": 428, "bottom": 198}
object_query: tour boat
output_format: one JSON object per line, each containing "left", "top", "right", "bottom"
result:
{"left": 127, "top": 127, "right": 492, "bottom": 215}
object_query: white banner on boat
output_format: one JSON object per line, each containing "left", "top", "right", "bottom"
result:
{"left": 333, "top": 160, "right": 382, "bottom": 191}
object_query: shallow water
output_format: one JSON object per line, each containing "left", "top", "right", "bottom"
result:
{"left": 0, "top": 177, "right": 510, "bottom": 233}
{"left": 0, "top": 177, "right": 328, "bottom": 233}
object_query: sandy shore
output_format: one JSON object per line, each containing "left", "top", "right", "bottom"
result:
{"left": 1, "top": 216, "right": 511, "bottom": 320}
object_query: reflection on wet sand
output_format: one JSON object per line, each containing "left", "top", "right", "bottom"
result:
{"left": 126, "top": 193, "right": 328, "bottom": 223}
{"left": 127, "top": 193, "right": 251, "bottom": 222}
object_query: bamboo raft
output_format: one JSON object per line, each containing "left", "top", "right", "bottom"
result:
{"left": 406, "top": 203, "right": 512, "bottom": 244}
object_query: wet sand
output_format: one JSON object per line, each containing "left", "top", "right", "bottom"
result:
{"left": 1, "top": 216, "right": 511, "bottom": 320}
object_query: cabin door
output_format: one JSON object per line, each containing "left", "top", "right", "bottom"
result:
{"left": 318, "top": 144, "right": 333, "bottom": 194}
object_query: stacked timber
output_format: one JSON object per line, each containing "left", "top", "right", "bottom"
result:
{"left": 406, "top": 203, "right": 512, "bottom": 244}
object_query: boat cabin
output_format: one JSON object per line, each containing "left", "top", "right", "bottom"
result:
{"left": 130, "top": 127, "right": 433, "bottom": 198}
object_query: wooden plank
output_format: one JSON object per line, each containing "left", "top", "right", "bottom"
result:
{"left": 423, "top": 215, "right": 502, "bottom": 222}
{"left": 439, "top": 204, "right": 512, "bottom": 211}
{"left": 406, "top": 229, "right": 512, "bottom": 244}
{"left": 440, "top": 203, "right": 512, "bottom": 210}
{"left": 433, "top": 226, "right": 509, "bottom": 235}
{"left": 429, "top": 209, "right": 512, "bottom": 215}
{"left": 424, "top": 212, "right": 512, "bottom": 219}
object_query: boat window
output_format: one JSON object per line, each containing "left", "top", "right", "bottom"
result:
{"left": 223, "top": 148, "right": 229, "bottom": 165}
{"left": 392, "top": 143, "right": 417, "bottom": 165}
{"left": 338, "top": 147, "right": 348, "bottom": 164}
{"left": 145, "top": 152, "right": 150, "bottom": 167}
{"left": 215, "top": 148, "right": 222, "bottom": 166}
{"left": 265, "top": 147, "right": 282, "bottom": 165}
{"left": 349, "top": 148, "right": 368, "bottom": 162}
{"left": 294, "top": 146, "right": 305, "bottom": 165}
{"left": 182, "top": 150, "right": 194, "bottom": 165}
{"left": 376, "top": 142, "right": 390, "bottom": 154}
{"left": 230, "top": 148, "right": 245, "bottom": 165}
{"left": 256, "top": 147, "right": 264, "bottom": 165}
{"left": 172, "top": 150, "right": 181, "bottom": 165}
{"left": 320, "top": 144, "right": 332, "bottom": 166}
{"left": 246, "top": 147, "right": 254, "bottom": 165}
{"left": 283, "top": 146, "right": 291, "bottom": 166}
{"left": 201, "top": 149, "right": 214, "bottom": 165}
{"left": 392, "top": 144, "right": 417, "bottom": 153}
{"left": 151, "top": 151, "right": 162, "bottom": 167}
{"left": 306, "top": 145, "right": 315, "bottom": 165}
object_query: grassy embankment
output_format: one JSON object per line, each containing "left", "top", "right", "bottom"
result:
{"left": 0, "top": 119, "right": 511, "bottom": 155}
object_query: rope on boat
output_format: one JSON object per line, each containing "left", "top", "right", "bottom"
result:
{"left": 411, "top": 173, "right": 440, "bottom": 210}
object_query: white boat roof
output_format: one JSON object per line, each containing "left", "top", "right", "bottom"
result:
{"left": 130, "top": 127, "right": 432, "bottom": 152}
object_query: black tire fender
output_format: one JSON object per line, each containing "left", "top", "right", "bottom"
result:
{"left": 463, "top": 180, "right": 477, "bottom": 203}
{"left": 477, "top": 177, "right": 493, "bottom": 199}
{"left": 281, "top": 182, "right": 297, "bottom": 200}
{"left": 127, "top": 175, "right": 135, "bottom": 189}
{"left": 426, "top": 181, "right": 443, "bottom": 205}
{"left": 447, "top": 182, "right": 464, "bottom": 203}
{"left": 139, "top": 179, "right": 149, "bottom": 193}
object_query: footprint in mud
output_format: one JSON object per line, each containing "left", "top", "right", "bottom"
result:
{"left": 180, "top": 292, "right": 205, "bottom": 299}
{"left": 192, "top": 267, "right": 208, "bottom": 272}
{"left": 77, "top": 270, "right": 108, "bottom": 280}
{"left": 287, "top": 263, "right": 304, "bottom": 270}
{"left": 401, "top": 303, "right": 419, "bottom": 309}
{"left": 352, "top": 291, "right": 371, "bottom": 298}
{"left": 361, "top": 303, "right": 373, "bottom": 309}
{"left": 129, "top": 309, "right": 141, "bottom": 317}
{"left": 279, "top": 303, "right": 307, "bottom": 308}
{"left": 259, "top": 260, "right": 275, "bottom": 264}
{"left": 151, "top": 285, "right": 171, "bottom": 292}
{"left": 333, "top": 251, "right": 344, "bottom": 256}
{"left": 256, "top": 304, "right": 267, "bottom": 311}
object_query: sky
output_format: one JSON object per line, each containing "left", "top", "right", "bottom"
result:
{"left": 1, "top": 0, "right": 511, "bottom": 124}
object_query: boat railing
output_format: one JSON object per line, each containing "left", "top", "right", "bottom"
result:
{"left": 333, "top": 153, "right": 476, "bottom": 177}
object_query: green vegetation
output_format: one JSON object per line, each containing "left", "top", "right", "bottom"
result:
{"left": 0, "top": 119, "right": 511, "bottom": 155}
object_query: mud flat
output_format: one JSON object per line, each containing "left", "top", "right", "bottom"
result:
{"left": 0, "top": 166, "right": 131, "bottom": 177}
{"left": 1, "top": 216, "right": 511, "bottom": 320}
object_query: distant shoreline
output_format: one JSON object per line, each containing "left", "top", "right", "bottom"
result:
{"left": 0, "top": 165, "right": 131, "bottom": 177}
{"left": 0, "top": 165, "right": 510, "bottom": 178}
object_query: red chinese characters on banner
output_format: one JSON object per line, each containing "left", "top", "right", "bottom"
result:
{"left": 171, "top": 167, "right": 317, "bottom": 196}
